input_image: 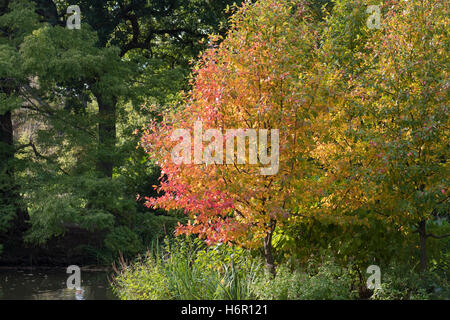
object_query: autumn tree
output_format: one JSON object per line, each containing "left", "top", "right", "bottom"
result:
{"left": 141, "top": 0, "right": 326, "bottom": 275}
{"left": 313, "top": 0, "right": 449, "bottom": 272}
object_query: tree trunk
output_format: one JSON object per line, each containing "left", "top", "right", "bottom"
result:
{"left": 418, "top": 220, "right": 427, "bottom": 273}
{"left": 264, "top": 219, "right": 277, "bottom": 277}
{"left": 96, "top": 94, "right": 116, "bottom": 178}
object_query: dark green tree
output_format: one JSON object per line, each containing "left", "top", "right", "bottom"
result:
{"left": 1, "top": 0, "right": 239, "bottom": 263}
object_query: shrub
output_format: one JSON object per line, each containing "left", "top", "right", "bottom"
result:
{"left": 134, "top": 212, "right": 181, "bottom": 247}
{"left": 104, "top": 226, "right": 143, "bottom": 259}
{"left": 251, "top": 260, "right": 357, "bottom": 300}
{"left": 112, "top": 255, "right": 173, "bottom": 300}
{"left": 370, "top": 263, "right": 449, "bottom": 300}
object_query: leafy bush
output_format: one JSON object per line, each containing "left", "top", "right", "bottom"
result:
{"left": 251, "top": 260, "right": 357, "bottom": 300}
{"left": 104, "top": 226, "right": 143, "bottom": 259}
{"left": 134, "top": 212, "right": 181, "bottom": 247}
{"left": 370, "top": 263, "right": 449, "bottom": 300}
{"left": 112, "top": 255, "right": 173, "bottom": 300}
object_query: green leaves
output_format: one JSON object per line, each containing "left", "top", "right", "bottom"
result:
{"left": 0, "top": 94, "right": 21, "bottom": 115}
{"left": 0, "top": 0, "right": 40, "bottom": 45}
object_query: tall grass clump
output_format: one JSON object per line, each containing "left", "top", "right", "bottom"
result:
{"left": 111, "top": 236, "right": 261, "bottom": 300}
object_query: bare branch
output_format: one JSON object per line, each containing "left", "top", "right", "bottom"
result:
{"left": 426, "top": 233, "right": 450, "bottom": 239}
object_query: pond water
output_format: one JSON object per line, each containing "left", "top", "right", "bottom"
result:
{"left": 0, "top": 268, "right": 117, "bottom": 300}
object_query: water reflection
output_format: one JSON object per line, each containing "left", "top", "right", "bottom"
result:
{"left": 75, "top": 288, "right": 85, "bottom": 300}
{"left": 0, "top": 269, "right": 117, "bottom": 300}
